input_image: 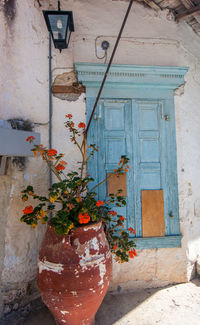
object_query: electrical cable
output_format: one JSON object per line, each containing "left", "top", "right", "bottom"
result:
{"left": 85, "top": 0, "right": 134, "bottom": 136}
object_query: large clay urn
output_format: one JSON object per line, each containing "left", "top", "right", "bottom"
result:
{"left": 37, "top": 221, "right": 112, "bottom": 325}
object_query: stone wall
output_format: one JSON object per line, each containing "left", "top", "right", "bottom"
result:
{"left": 1, "top": 0, "right": 200, "bottom": 318}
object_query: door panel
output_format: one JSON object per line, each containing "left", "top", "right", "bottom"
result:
{"left": 97, "top": 100, "right": 133, "bottom": 230}
{"left": 134, "top": 101, "right": 165, "bottom": 236}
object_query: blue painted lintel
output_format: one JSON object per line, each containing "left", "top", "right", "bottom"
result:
{"left": 133, "top": 235, "right": 182, "bottom": 249}
{"left": 75, "top": 63, "right": 188, "bottom": 90}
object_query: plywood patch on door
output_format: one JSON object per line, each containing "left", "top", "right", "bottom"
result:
{"left": 107, "top": 173, "right": 127, "bottom": 196}
{"left": 142, "top": 190, "right": 165, "bottom": 237}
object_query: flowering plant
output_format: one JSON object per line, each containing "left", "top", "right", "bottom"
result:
{"left": 21, "top": 115, "right": 136, "bottom": 262}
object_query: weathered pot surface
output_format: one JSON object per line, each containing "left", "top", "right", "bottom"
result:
{"left": 37, "top": 221, "right": 112, "bottom": 325}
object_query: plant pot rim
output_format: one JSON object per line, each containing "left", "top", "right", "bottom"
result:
{"left": 48, "top": 219, "right": 103, "bottom": 236}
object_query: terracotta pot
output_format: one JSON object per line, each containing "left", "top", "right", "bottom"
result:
{"left": 37, "top": 221, "right": 112, "bottom": 325}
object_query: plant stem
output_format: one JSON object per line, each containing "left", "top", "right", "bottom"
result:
{"left": 89, "top": 172, "right": 115, "bottom": 193}
{"left": 44, "top": 153, "right": 62, "bottom": 182}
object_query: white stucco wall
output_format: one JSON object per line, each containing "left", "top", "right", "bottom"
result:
{"left": 1, "top": 0, "right": 200, "bottom": 316}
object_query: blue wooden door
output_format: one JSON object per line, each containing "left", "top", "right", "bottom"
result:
{"left": 97, "top": 100, "right": 133, "bottom": 231}
{"left": 88, "top": 98, "right": 171, "bottom": 238}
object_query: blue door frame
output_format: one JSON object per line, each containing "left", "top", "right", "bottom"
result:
{"left": 75, "top": 63, "right": 188, "bottom": 249}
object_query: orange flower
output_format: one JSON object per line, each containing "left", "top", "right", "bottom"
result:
{"left": 96, "top": 200, "right": 104, "bottom": 207}
{"left": 60, "top": 160, "right": 67, "bottom": 166}
{"left": 128, "top": 227, "right": 136, "bottom": 234}
{"left": 119, "top": 216, "right": 125, "bottom": 221}
{"left": 128, "top": 248, "right": 137, "bottom": 258}
{"left": 48, "top": 149, "right": 57, "bottom": 156}
{"left": 78, "top": 213, "right": 90, "bottom": 224}
{"left": 23, "top": 205, "right": 34, "bottom": 215}
{"left": 66, "top": 114, "right": 72, "bottom": 118}
{"left": 109, "top": 210, "right": 117, "bottom": 216}
{"left": 113, "top": 245, "right": 117, "bottom": 250}
{"left": 26, "top": 136, "right": 35, "bottom": 142}
{"left": 126, "top": 165, "right": 130, "bottom": 169}
{"left": 56, "top": 163, "right": 66, "bottom": 171}
{"left": 124, "top": 168, "right": 128, "bottom": 172}
{"left": 78, "top": 122, "right": 86, "bottom": 128}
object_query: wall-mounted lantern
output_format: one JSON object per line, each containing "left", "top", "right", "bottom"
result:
{"left": 43, "top": 0, "right": 74, "bottom": 52}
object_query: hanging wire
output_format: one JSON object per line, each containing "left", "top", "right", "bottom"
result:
{"left": 58, "top": 0, "right": 61, "bottom": 11}
{"left": 104, "top": 50, "right": 107, "bottom": 64}
{"left": 85, "top": 0, "right": 134, "bottom": 136}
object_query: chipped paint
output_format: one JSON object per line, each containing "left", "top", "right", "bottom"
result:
{"left": 91, "top": 237, "right": 99, "bottom": 251}
{"left": 98, "top": 263, "right": 106, "bottom": 286}
{"left": 38, "top": 260, "right": 64, "bottom": 274}
{"left": 71, "top": 291, "right": 77, "bottom": 296}
{"left": 61, "top": 311, "right": 69, "bottom": 315}
{"left": 83, "top": 223, "right": 101, "bottom": 232}
{"left": 74, "top": 237, "right": 106, "bottom": 270}
{"left": 80, "top": 254, "right": 105, "bottom": 269}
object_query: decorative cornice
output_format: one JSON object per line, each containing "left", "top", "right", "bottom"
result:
{"left": 75, "top": 63, "right": 188, "bottom": 90}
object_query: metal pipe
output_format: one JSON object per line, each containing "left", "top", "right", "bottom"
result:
{"left": 49, "top": 32, "right": 53, "bottom": 189}
{"left": 85, "top": 0, "right": 134, "bottom": 136}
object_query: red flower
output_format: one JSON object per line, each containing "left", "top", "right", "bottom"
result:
{"left": 119, "top": 216, "right": 125, "bottom": 221}
{"left": 56, "top": 163, "right": 66, "bottom": 171}
{"left": 65, "top": 114, "right": 72, "bottom": 118}
{"left": 128, "top": 227, "right": 136, "bottom": 234}
{"left": 78, "top": 122, "right": 86, "bottom": 128}
{"left": 113, "top": 245, "right": 117, "bottom": 250}
{"left": 78, "top": 213, "right": 90, "bottom": 224}
{"left": 48, "top": 149, "right": 57, "bottom": 156}
{"left": 26, "top": 136, "right": 35, "bottom": 142}
{"left": 128, "top": 248, "right": 137, "bottom": 258}
{"left": 96, "top": 200, "right": 104, "bottom": 207}
{"left": 109, "top": 211, "right": 117, "bottom": 216}
{"left": 23, "top": 205, "right": 34, "bottom": 215}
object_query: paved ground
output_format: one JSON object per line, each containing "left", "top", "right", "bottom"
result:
{"left": 2, "top": 277, "right": 200, "bottom": 325}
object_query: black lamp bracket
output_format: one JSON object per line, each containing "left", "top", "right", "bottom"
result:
{"left": 58, "top": 0, "right": 61, "bottom": 11}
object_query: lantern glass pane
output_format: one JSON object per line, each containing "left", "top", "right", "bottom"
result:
{"left": 48, "top": 14, "right": 68, "bottom": 40}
